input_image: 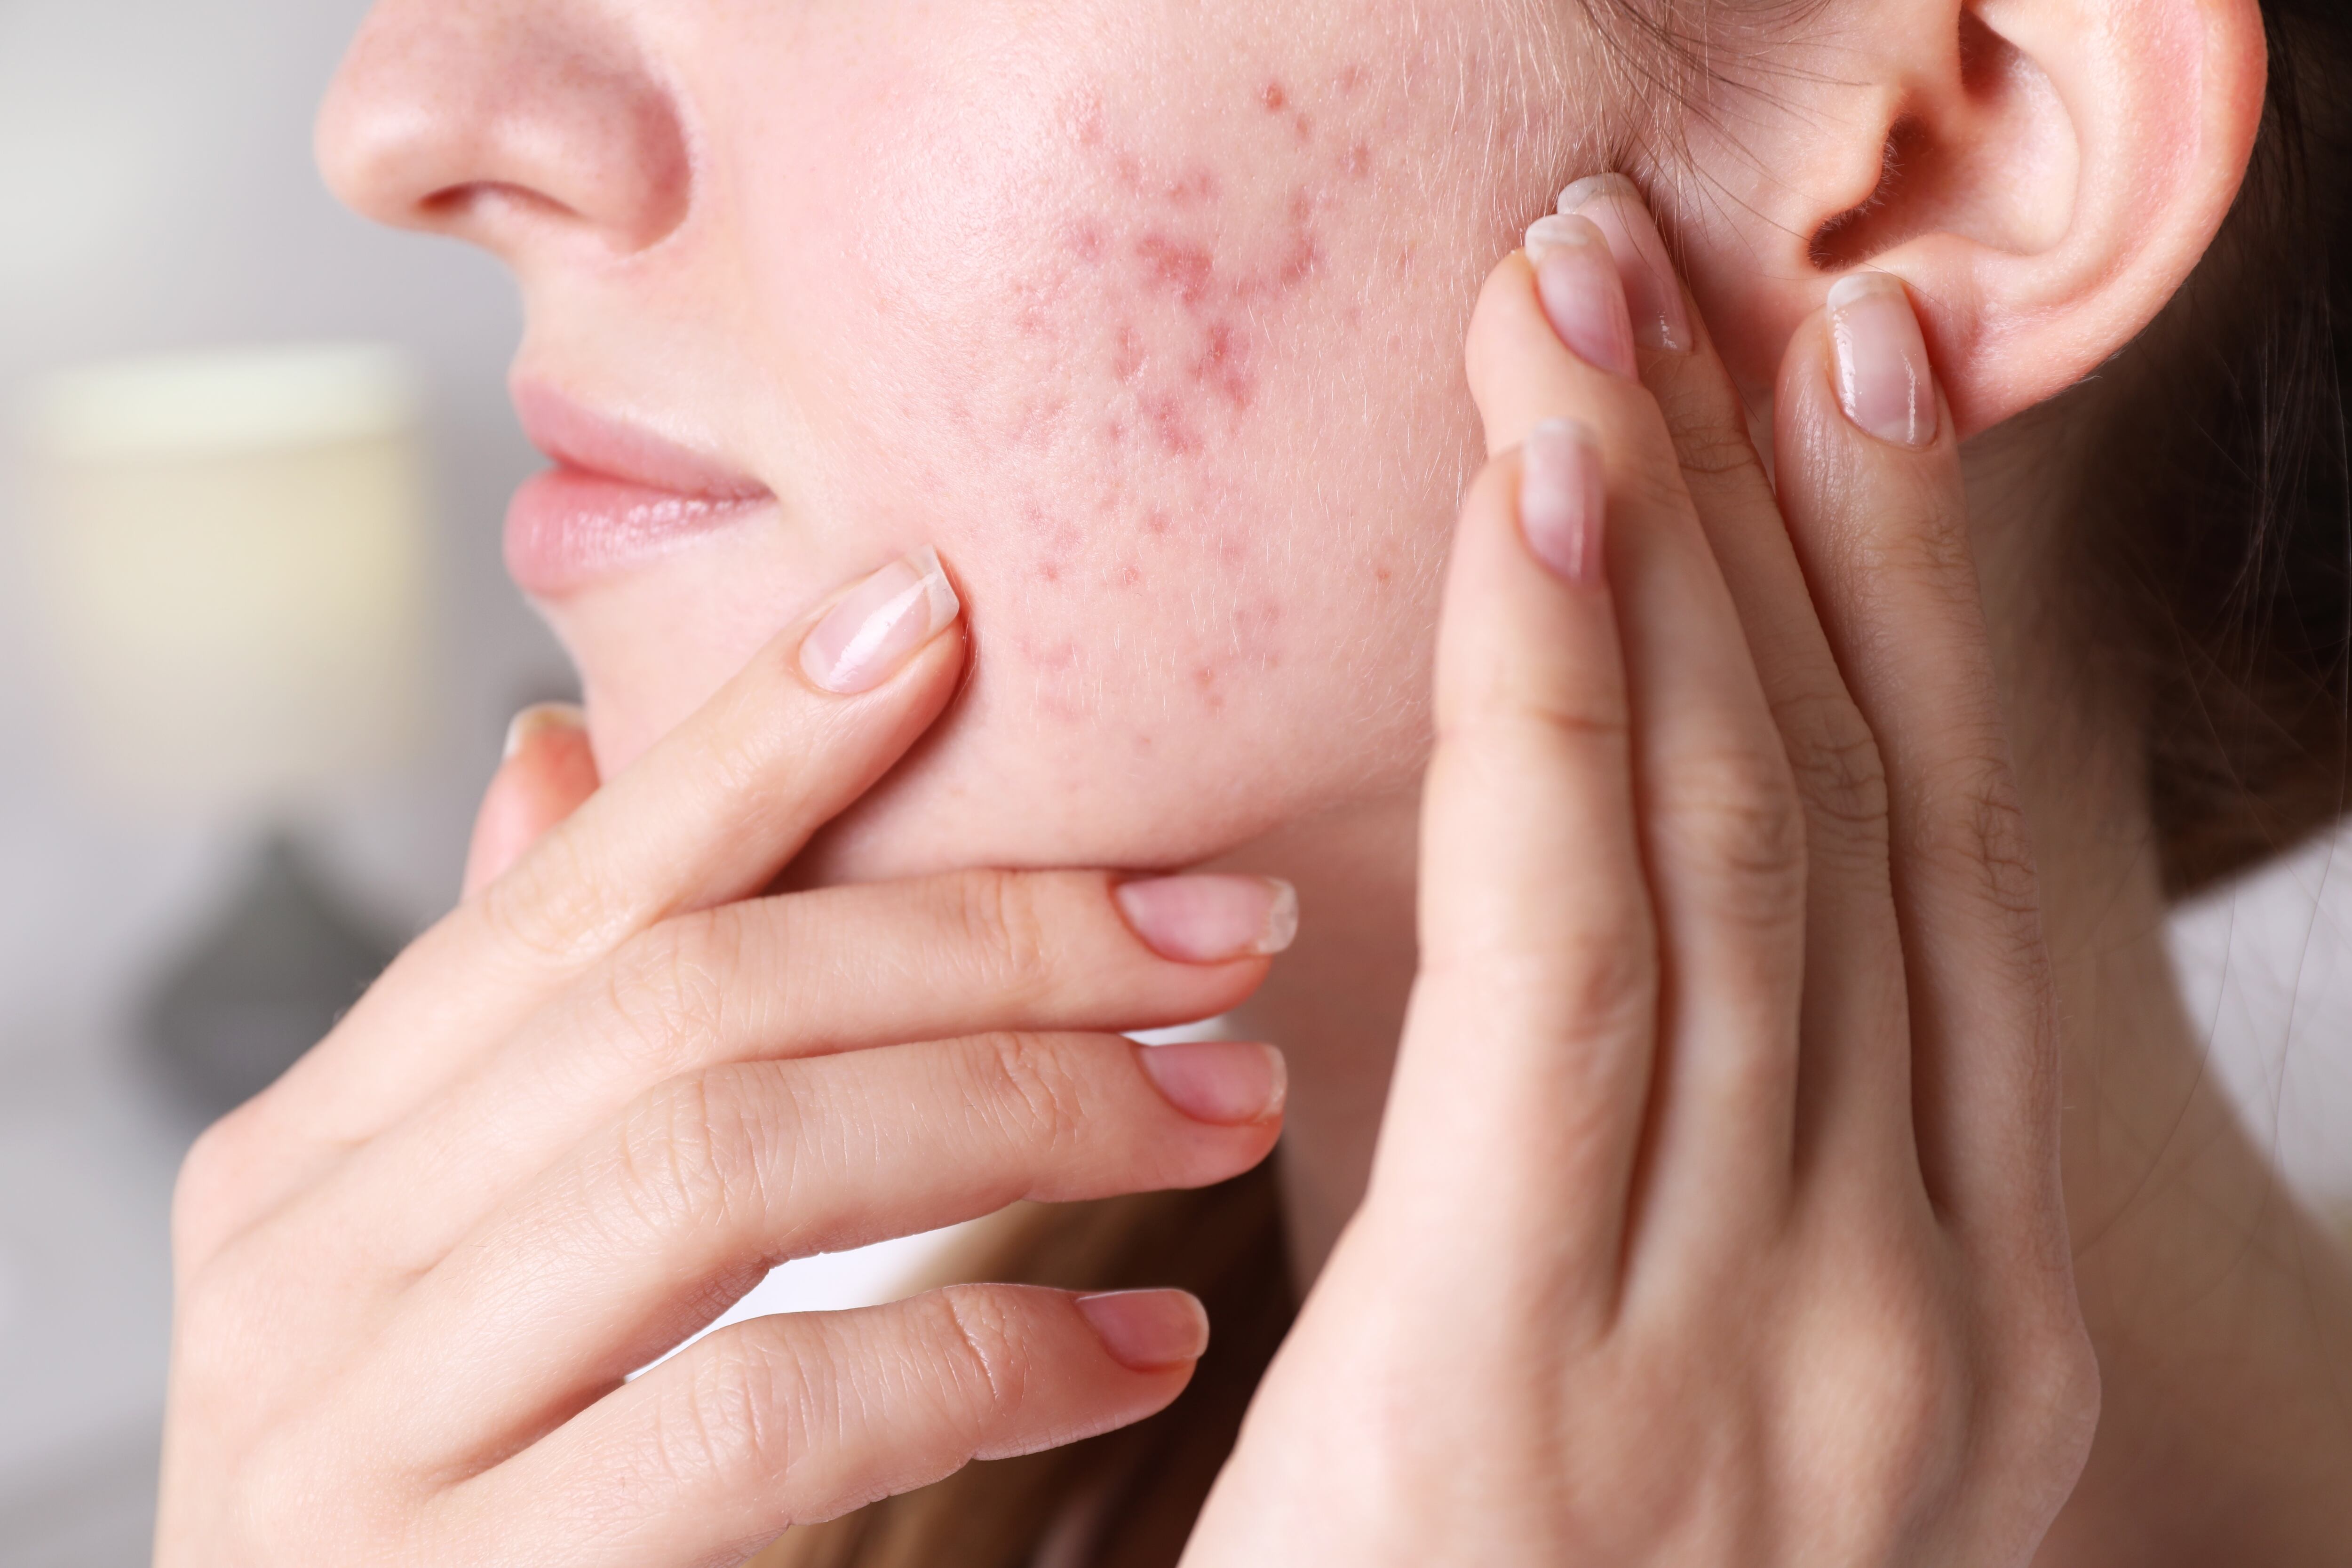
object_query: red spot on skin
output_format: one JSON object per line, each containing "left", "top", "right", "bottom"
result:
{"left": 1144, "top": 509, "right": 1172, "bottom": 537}
{"left": 1102, "top": 418, "right": 1128, "bottom": 447}
{"left": 1335, "top": 64, "right": 1366, "bottom": 96}
{"left": 1293, "top": 112, "right": 1313, "bottom": 145}
{"left": 1141, "top": 391, "right": 1203, "bottom": 455}
{"left": 1037, "top": 561, "right": 1064, "bottom": 582}
{"left": 1191, "top": 663, "right": 1226, "bottom": 711}
{"left": 1136, "top": 234, "right": 1215, "bottom": 304}
{"left": 1111, "top": 562, "right": 1144, "bottom": 589}
{"left": 1164, "top": 167, "right": 1219, "bottom": 206}
{"left": 1262, "top": 80, "right": 1287, "bottom": 112}
{"left": 1375, "top": 564, "right": 1395, "bottom": 585}
{"left": 1065, "top": 219, "right": 1107, "bottom": 264}
{"left": 1344, "top": 141, "right": 1373, "bottom": 181}
{"left": 1194, "top": 319, "right": 1255, "bottom": 408}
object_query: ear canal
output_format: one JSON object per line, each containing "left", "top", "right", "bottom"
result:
{"left": 1804, "top": 7, "right": 2078, "bottom": 273}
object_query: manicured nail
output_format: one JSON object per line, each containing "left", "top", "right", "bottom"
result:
{"left": 1521, "top": 419, "right": 1606, "bottom": 582}
{"left": 1827, "top": 272, "right": 1934, "bottom": 448}
{"left": 1557, "top": 173, "right": 1691, "bottom": 352}
{"left": 798, "top": 547, "right": 962, "bottom": 694}
{"left": 503, "top": 701, "right": 585, "bottom": 760}
{"left": 1524, "top": 214, "right": 1637, "bottom": 378}
{"left": 1075, "top": 1289, "right": 1211, "bottom": 1370}
{"left": 1115, "top": 874, "right": 1298, "bottom": 963}
{"left": 1137, "top": 1040, "right": 1288, "bottom": 1125}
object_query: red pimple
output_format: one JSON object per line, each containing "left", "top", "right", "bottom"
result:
{"left": 1065, "top": 218, "right": 1107, "bottom": 264}
{"left": 1136, "top": 233, "right": 1215, "bottom": 305}
{"left": 1141, "top": 391, "right": 1203, "bottom": 455}
{"left": 1262, "top": 80, "right": 1287, "bottom": 112}
{"left": 1164, "top": 167, "right": 1219, "bottom": 207}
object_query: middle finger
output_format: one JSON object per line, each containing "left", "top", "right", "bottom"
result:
{"left": 305, "top": 869, "right": 1292, "bottom": 1274}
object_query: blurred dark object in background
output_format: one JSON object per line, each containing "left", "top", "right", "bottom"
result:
{"left": 139, "top": 830, "right": 398, "bottom": 1118}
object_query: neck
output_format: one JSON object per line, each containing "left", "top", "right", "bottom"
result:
{"left": 1970, "top": 460, "right": 2352, "bottom": 1563}
{"left": 1213, "top": 793, "right": 1421, "bottom": 1283}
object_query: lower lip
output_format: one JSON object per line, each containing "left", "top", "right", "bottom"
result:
{"left": 504, "top": 467, "right": 770, "bottom": 597}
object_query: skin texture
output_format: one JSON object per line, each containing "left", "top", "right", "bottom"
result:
{"left": 321, "top": 0, "right": 1597, "bottom": 882}
{"left": 149, "top": 0, "right": 2352, "bottom": 1562}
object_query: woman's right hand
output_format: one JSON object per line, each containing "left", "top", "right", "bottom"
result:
{"left": 155, "top": 551, "right": 1292, "bottom": 1568}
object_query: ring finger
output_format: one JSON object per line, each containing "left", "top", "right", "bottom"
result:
{"left": 357, "top": 1029, "right": 1284, "bottom": 1461}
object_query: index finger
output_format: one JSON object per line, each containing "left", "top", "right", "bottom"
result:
{"left": 250, "top": 548, "right": 967, "bottom": 1154}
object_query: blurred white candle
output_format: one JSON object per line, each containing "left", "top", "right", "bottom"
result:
{"left": 23, "top": 342, "right": 430, "bottom": 811}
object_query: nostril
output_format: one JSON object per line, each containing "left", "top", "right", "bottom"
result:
{"left": 416, "top": 181, "right": 585, "bottom": 231}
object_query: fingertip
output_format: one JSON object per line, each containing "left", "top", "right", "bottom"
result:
{"left": 1073, "top": 1289, "right": 1210, "bottom": 1371}
{"left": 464, "top": 706, "right": 601, "bottom": 897}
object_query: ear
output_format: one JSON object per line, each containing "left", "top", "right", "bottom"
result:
{"left": 1661, "top": 0, "right": 2268, "bottom": 437}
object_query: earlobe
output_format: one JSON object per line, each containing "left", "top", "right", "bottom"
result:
{"left": 1668, "top": 0, "right": 2267, "bottom": 437}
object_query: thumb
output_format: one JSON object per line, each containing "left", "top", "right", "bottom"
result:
{"left": 463, "top": 702, "right": 601, "bottom": 898}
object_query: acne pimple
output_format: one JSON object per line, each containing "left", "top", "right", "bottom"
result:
{"left": 1262, "top": 80, "right": 1287, "bottom": 112}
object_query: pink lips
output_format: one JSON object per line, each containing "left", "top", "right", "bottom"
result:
{"left": 504, "top": 383, "right": 772, "bottom": 596}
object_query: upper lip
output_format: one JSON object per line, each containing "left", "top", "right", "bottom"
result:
{"left": 510, "top": 381, "right": 772, "bottom": 500}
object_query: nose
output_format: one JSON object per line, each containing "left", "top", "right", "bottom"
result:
{"left": 316, "top": 0, "right": 690, "bottom": 257}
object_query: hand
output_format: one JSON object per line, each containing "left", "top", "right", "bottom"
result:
{"left": 1183, "top": 183, "right": 2099, "bottom": 1564}
{"left": 157, "top": 552, "right": 1294, "bottom": 1567}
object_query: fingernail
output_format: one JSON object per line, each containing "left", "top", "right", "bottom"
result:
{"left": 1524, "top": 214, "right": 1637, "bottom": 377}
{"left": 1557, "top": 173, "right": 1691, "bottom": 352}
{"left": 1114, "top": 874, "right": 1298, "bottom": 963}
{"left": 1136, "top": 1040, "right": 1287, "bottom": 1125}
{"left": 503, "top": 701, "right": 585, "bottom": 760}
{"left": 1827, "top": 272, "right": 1935, "bottom": 448}
{"left": 1075, "top": 1289, "right": 1210, "bottom": 1370}
{"left": 798, "top": 547, "right": 962, "bottom": 694}
{"left": 1521, "top": 419, "right": 1606, "bottom": 582}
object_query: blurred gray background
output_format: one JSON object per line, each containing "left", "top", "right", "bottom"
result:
{"left": 1, "top": 0, "right": 563, "bottom": 1560}
{"left": 0, "top": 2, "right": 2346, "bottom": 1564}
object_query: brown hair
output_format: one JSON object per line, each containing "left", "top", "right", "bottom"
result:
{"left": 755, "top": 2, "right": 2352, "bottom": 1560}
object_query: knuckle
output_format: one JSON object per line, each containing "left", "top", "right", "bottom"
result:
{"left": 593, "top": 913, "right": 738, "bottom": 1080}
{"left": 962, "top": 1034, "right": 1097, "bottom": 1161}
{"left": 605, "top": 1071, "right": 772, "bottom": 1238}
{"left": 927, "top": 1285, "right": 1031, "bottom": 1433}
{"left": 945, "top": 868, "right": 1057, "bottom": 999}
{"left": 1913, "top": 755, "right": 2043, "bottom": 923}
{"left": 1656, "top": 389, "right": 1761, "bottom": 486}
{"left": 1654, "top": 743, "right": 1808, "bottom": 919}
{"left": 667, "top": 1328, "right": 810, "bottom": 1490}
{"left": 1771, "top": 690, "right": 1891, "bottom": 843}
{"left": 474, "top": 834, "right": 629, "bottom": 965}
{"left": 1437, "top": 697, "right": 1631, "bottom": 772}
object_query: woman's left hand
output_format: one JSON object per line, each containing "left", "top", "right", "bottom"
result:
{"left": 1183, "top": 181, "right": 2100, "bottom": 1564}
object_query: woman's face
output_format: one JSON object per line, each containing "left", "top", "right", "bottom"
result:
{"left": 323, "top": 0, "right": 1592, "bottom": 881}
